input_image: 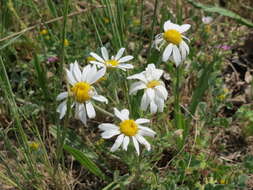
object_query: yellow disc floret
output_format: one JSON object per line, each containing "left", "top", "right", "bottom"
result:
{"left": 119, "top": 120, "right": 138, "bottom": 136}
{"left": 147, "top": 80, "right": 160, "bottom": 88}
{"left": 71, "top": 82, "right": 92, "bottom": 103}
{"left": 163, "top": 29, "right": 182, "bottom": 45}
{"left": 105, "top": 60, "right": 119, "bottom": 67}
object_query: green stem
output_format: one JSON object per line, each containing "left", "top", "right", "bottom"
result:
{"left": 59, "top": 0, "right": 69, "bottom": 78}
{"left": 175, "top": 66, "right": 181, "bottom": 129}
{"left": 93, "top": 104, "right": 114, "bottom": 117}
{"left": 147, "top": 0, "right": 158, "bottom": 60}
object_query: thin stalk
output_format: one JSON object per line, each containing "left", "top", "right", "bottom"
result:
{"left": 90, "top": 12, "right": 103, "bottom": 47}
{"left": 93, "top": 104, "right": 114, "bottom": 117}
{"left": 124, "top": 71, "right": 131, "bottom": 113}
{"left": 147, "top": 0, "right": 158, "bottom": 60}
{"left": 59, "top": 0, "right": 69, "bottom": 77}
{"left": 174, "top": 66, "right": 181, "bottom": 129}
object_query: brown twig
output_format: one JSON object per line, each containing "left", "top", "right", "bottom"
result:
{"left": 0, "top": 6, "right": 103, "bottom": 43}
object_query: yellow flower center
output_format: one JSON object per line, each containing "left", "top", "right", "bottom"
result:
{"left": 105, "top": 60, "right": 119, "bottom": 67}
{"left": 71, "top": 82, "right": 92, "bottom": 103}
{"left": 147, "top": 80, "right": 160, "bottom": 88}
{"left": 163, "top": 29, "right": 182, "bottom": 45}
{"left": 119, "top": 120, "right": 138, "bottom": 136}
{"left": 29, "top": 142, "right": 40, "bottom": 150}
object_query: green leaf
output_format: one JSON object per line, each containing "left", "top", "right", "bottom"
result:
{"left": 187, "top": 0, "right": 253, "bottom": 28}
{"left": 189, "top": 62, "right": 213, "bottom": 115}
{"left": 64, "top": 145, "right": 108, "bottom": 180}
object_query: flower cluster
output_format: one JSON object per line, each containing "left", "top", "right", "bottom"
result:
{"left": 56, "top": 20, "right": 191, "bottom": 155}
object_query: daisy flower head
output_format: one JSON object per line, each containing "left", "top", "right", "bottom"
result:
{"left": 127, "top": 64, "right": 168, "bottom": 114}
{"left": 99, "top": 108, "right": 156, "bottom": 155}
{"left": 89, "top": 47, "right": 134, "bottom": 71}
{"left": 153, "top": 20, "right": 191, "bottom": 66}
{"left": 56, "top": 61, "right": 108, "bottom": 124}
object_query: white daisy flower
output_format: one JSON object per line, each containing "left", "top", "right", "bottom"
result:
{"left": 99, "top": 108, "right": 156, "bottom": 155}
{"left": 89, "top": 47, "right": 134, "bottom": 71}
{"left": 127, "top": 64, "right": 168, "bottom": 114}
{"left": 56, "top": 61, "right": 108, "bottom": 124}
{"left": 202, "top": 16, "right": 213, "bottom": 24}
{"left": 153, "top": 20, "right": 191, "bottom": 66}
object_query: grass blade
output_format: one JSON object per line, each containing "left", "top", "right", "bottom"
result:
{"left": 32, "top": 54, "right": 50, "bottom": 101}
{"left": 189, "top": 62, "right": 214, "bottom": 115}
{"left": 64, "top": 145, "right": 108, "bottom": 180}
{"left": 187, "top": 0, "right": 253, "bottom": 27}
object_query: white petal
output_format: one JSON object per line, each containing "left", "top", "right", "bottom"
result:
{"left": 164, "top": 20, "right": 180, "bottom": 31}
{"left": 121, "top": 109, "right": 129, "bottom": 120}
{"left": 152, "top": 70, "right": 163, "bottom": 81}
{"left": 101, "top": 130, "right": 120, "bottom": 139}
{"left": 92, "top": 95, "right": 108, "bottom": 104}
{"left": 115, "top": 48, "right": 125, "bottom": 60}
{"left": 122, "top": 136, "right": 130, "bottom": 150}
{"left": 135, "top": 118, "right": 150, "bottom": 124}
{"left": 138, "top": 126, "right": 156, "bottom": 137}
{"left": 155, "top": 85, "right": 168, "bottom": 100}
{"left": 90, "top": 61, "right": 105, "bottom": 68}
{"left": 76, "top": 104, "right": 87, "bottom": 124}
{"left": 141, "top": 92, "right": 149, "bottom": 111}
{"left": 117, "top": 64, "right": 134, "bottom": 70}
{"left": 101, "top": 47, "right": 109, "bottom": 60}
{"left": 110, "top": 134, "right": 124, "bottom": 152}
{"left": 66, "top": 69, "right": 76, "bottom": 85}
{"left": 86, "top": 65, "right": 97, "bottom": 84}
{"left": 162, "top": 44, "right": 173, "bottom": 62}
{"left": 90, "top": 52, "right": 105, "bottom": 63}
{"left": 56, "top": 100, "right": 67, "bottom": 119}
{"left": 88, "top": 67, "right": 106, "bottom": 84}
{"left": 118, "top": 55, "right": 134, "bottom": 63}
{"left": 182, "top": 40, "right": 189, "bottom": 54}
{"left": 99, "top": 123, "right": 119, "bottom": 131}
{"left": 56, "top": 92, "right": 68, "bottom": 101}
{"left": 146, "top": 88, "right": 155, "bottom": 101}
{"left": 153, "top": 34, "right": 164, "bottom": 50}
{"left": 73, "top": 61, "right": 82, "bottom": 82}
{"left": 114, "top": 108, "right": 126, "bottom": 121}
{"left": 155, "top": 97, "right": 165, "bottom": 112}
{"left": 179, "top": 24, "right": 191, "bottom": 33}
{"left": 86, "top": 102, "right": 96, "bottom": 119}
{"left": 180, "top": 42, "right": 187, "bottom": 60}
{"left": 129, "top": 82, "right": 146, "bottom": 94}
{"left": 150, "top": 101, "right": 158, "bottom": 114}
{"left": 146, "top": 63, "right": 156, "bottom": 70}
{"left": 132, "top": 136, "right": 140, "bottom": 155}
{"left": 81, "top": 64, "right": 90, "bottom": 82}
{"left": 136, "top": 134, "right": 151, "bottom": 151}
{"left": 172, "top": 45, "right": 181, "bottom": 66}
{"left": 127, "top": 73, "right": 147, "bottom": 83}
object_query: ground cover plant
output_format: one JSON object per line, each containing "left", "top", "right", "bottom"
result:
{"left": 0, "top": 0, "right": 253, "bottom": 189}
